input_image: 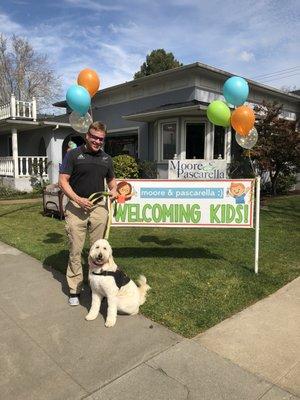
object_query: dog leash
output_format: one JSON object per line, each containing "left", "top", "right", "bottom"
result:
{"left": 87, "top": 191, "right": 114, "bottom": 240}
{"left": 104, "top": 197, "right": 116, "bottom": 240}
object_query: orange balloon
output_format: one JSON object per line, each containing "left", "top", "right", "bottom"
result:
{"left": 77, "top": 68, "right": 100, "bottom": 97}
{"left": 231, "top": 106, "right": 255, "bottom": 136}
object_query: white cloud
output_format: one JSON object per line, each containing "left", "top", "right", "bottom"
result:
{"left": 109, "top": 22, "right": 138, "bottom": 35}
{"left": 0, "top": 0, "right": 299, "bottom": 103}
{"left": 93, "top": 43, "right": 144, "bottom": 88}
{"left": 223, "top": 49, "right": 255, "bottom": 63}
{"left": 0, "top": 12, "right": 23, "bottom": 35}
{"left": 239, "top": 51, "right": 255, "bottom": 62}
{"left": 63, "top": 0, "right": 123, "bottom": 12}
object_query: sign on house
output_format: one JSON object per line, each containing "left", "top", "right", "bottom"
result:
{"left": 111, "top": 179, "right": 254, "bottom": 228}
{"left": 168, "top": 160, "right": 227, "bottom": 180}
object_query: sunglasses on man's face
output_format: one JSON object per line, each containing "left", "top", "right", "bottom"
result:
{"left": 88, "top": 132, "right": 105, "bottom": 142}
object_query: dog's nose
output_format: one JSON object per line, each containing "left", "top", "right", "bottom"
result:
{"left": 97, "top": 253, "right": 103, "bottom": 260}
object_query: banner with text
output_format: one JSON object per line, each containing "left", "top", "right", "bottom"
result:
{"left": 112, "top": 179, "right": 254, "bottom": 228}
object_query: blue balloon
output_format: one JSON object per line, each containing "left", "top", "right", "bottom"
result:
{"left": 223, "top": 76, "right": 249, "bottom": 106}
{"left": 66, "top": 84, "right": 91, "bottom": 116}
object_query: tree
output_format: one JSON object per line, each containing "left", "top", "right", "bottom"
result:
{"left": 280, "top": 84, "right": 297, "bottom": 93}
{"left": 0, "top": 34, "right": 61, "bottom": 111}
{"left": 134, "top": 49, "right": 183, "bottom": 79}
{"left": 251, "top": 101, "right": 300, "bottom": 195}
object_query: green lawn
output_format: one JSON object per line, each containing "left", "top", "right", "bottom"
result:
{"left": 0, "top": 195, "right": 299, "bottom": 337}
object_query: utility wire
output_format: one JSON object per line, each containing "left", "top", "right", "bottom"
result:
{"left": 259, "top": 72, "right": 300, "bottom": 84}
{"left": 252, "top": 66, "right": 300, "bottom": 79}
{"left": 258, "top": 69, "right": 300, "bottom": 80}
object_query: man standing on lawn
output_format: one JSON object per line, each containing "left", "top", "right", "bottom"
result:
{"left": 59, "top": 121, "right": 117, "bottom": 306}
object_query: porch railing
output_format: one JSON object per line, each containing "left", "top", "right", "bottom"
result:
{"left": 18, "top": 156, "right": 48, "bottom": 177}
{"left": 0, "top": 103, "right": 11, "bottom": 119}
{"left": 0, "top": 94, "right": 37, "bottom": 121}
{"left": 0, "top": 156, "right": 48, "bottom": 178}
{"left": 0, "top": 157, "right": 14, "bottom": 176}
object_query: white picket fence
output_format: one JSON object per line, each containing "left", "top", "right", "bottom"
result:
{"left": 0, "top": 94, "right": 37, "bottom": 120}
{"left": 0, "top": 156, "right": 48, "bottom": 178}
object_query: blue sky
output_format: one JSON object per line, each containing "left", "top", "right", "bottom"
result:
{"left": 0, "top": 0, "right": 299, "bottom": 102}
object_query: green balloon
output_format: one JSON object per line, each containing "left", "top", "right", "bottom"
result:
{"left": 207, "top": 100, "right": 231, "bottom": 127}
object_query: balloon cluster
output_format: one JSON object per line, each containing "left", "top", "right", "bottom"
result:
{"left": 66, "top": 69, "right": 100, "bottom": 133}
{"left": 207, "top": 76, "right": 258, "bottom": 149}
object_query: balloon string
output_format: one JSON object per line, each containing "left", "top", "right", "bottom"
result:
{"left": 89, "top": 105, "right": 94, "bottom": 121}
{"left": 247, "top": 150, "right": 258, "bottom": 177}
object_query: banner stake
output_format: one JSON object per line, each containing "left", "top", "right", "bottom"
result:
{"left": 254, "top": 176, "right": 261, "bottom": 274}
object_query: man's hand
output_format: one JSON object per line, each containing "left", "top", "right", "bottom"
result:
{"left": 108, "top": 188, "right": 118, "bottom": 200}
{"left": 75, "top": 197, "right": 93, "bottom": 210}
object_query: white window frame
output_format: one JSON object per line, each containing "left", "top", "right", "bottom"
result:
{"left": 181, "top": 117, "right": 208, "bottom": 160}
{"left": 158, "top": 118, "right": 179, "bottom": 162}
{"left": 212, "top": 125, "right": 231, "bottom": 162}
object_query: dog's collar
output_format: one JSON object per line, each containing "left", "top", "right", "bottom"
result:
{"left": 91, "top": 269, "right": 130, "bottom": 289}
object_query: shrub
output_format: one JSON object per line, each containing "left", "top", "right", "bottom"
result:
{"left": 112, "top": 155, "right": 139, "bottom": 179}
{"left": 30, "top": 176, "right": 50, "bottom": 194}
{"left": 138, "top": 160, "right": 157, "bottom": 178}
{"left": 262, "top": 172, "right": 296, "bottom": 195}
{"left": 0, "top": 185, "right": 24, "bottom": 198}
{"left": 228, "top": 159, "right": 255, "bottom": 179}
{"left": 0, "top": 184, "right": 37, "bottom": 199}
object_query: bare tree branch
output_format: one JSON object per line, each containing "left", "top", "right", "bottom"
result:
{"left": 0, "top": 34, "right": 61, "bottom": 112}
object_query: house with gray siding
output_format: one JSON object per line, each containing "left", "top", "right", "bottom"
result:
{"left": 0, "top": 62, "right": 299, "bottom": 190}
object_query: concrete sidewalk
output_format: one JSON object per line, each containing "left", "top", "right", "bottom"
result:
{"left": 196, "top": 276, "right": 300, "bottom": 398}
{"left": 0, "top": 241, "right": 298, "bottom": 400}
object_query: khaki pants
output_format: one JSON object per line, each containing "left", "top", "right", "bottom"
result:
{"left": 65, "top": 200, "right": 108, "bottom": 294}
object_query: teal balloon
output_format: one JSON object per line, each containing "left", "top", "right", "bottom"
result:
{"left": 223, "top": 76, "right": 249, "bottom": 106}
{"left": 207, "top": 100, "right": 231, "bottom": 127}
{"left": 66, "top": 84, "right": 91, "bottom": 116}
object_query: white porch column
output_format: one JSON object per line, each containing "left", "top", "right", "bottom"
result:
{"left": 46, "top": 133, "right": 64, "bottom": 184}
{"left": 205, "top": 121, "right": 214, "bottom": 160}
{"left": 11, "top": 94, "right": 16, "bottom": 119}
{"left": 12, "top": 127, "right": 19, "bottom": 178}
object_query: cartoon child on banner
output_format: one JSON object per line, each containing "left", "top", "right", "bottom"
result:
{"left": 116, "top": 181, "right": 136, "bottom": 203}
{"left": 227, "top": 182, "right": 251, "bottom": 204}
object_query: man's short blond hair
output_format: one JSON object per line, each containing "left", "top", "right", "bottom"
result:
{"left": 88, "top": 121, "right": 107, "bottom": 134}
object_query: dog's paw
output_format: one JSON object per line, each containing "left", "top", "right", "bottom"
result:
{"left": 85, "top": 313, "right": 98, "bottom": 321}
{"left": 105, "top": 318, "right": 116, "bottom": 327}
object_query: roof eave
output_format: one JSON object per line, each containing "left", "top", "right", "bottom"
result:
{"left": 54, "top": 62, "right": 300, "bottom": 108}
{"left": 123, "top": 104, "right": 207, "bottom": 122}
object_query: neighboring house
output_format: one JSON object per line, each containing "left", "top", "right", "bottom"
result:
{"left": 0, "top": 95, "right": 77, "bottom": 191}
{"left": 1, "top": 62, "right": 299, "bottom": 191}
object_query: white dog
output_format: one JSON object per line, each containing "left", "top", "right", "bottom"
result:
{"left": 86, "top": 239, "right": 151, "bottom": 327}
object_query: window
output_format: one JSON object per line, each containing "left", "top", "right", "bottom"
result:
{"left": 213, "top": 126, "right": 225, "bottom": 159}
{"left": 162, "top": 122, "right": 176, "bottom": 160}
{"left": 105, "top": 131, "right": 138, "bottom": 158}
{"left": 186, "top": 123, "right": 205, "bottom": 159}
{"left": 38, "top": 137, "right": 47, "bottom": 156}
{"left": 8, "top": 137, "right": 12, "bottom": 156}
